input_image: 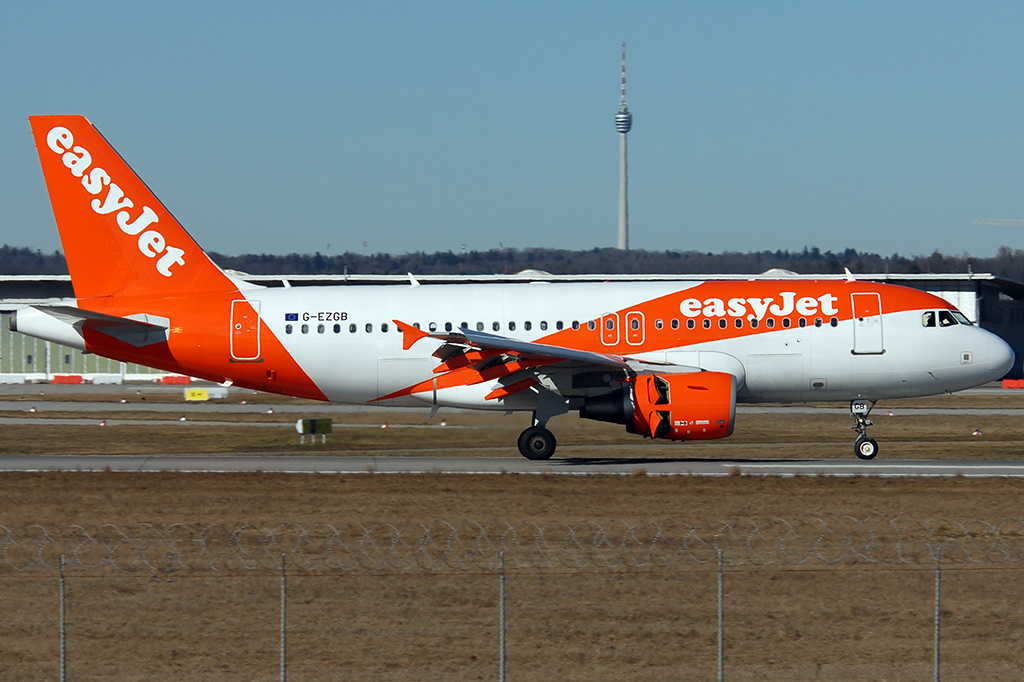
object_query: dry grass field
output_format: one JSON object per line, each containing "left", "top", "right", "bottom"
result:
{"left": 1, "top": 386, "right": 1024, "bottom": 680}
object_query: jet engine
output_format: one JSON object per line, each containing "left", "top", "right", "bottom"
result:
{"left": 580, "top": 371, "right": 736, "bottom": 440}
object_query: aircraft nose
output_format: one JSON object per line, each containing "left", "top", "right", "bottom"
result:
{"left": 983, "top": 332, "right": 1015, "bottom": 379}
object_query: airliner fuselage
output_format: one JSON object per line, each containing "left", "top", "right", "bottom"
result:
{"left": 14, "top": 115, "right": 1015, "bottom": 461}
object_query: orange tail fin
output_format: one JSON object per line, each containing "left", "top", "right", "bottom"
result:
{"left": 29, "top": 116, "right": 233, "bottom": 300}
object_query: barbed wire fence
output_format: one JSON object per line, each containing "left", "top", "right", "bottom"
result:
{"left": 2, "top": 516, "right": 1024, "bottom": 572}
{"left": 4, "top": 518, "right": 1024, "bottom": 681}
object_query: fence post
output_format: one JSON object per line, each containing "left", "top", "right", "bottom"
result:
{"left": 499, "top": 551, "right": 506, "bottom": 682}
{"left": 934, "top": 547, "right": 941, "bottom": 682}
{"left": 717, "top": 548, "right": 723, "bottom": 682}
{"left": 59, "top": 554, "right": 66, "bottom": 682}
{"left": 280, "top": 554, "right": 287, "bottom": 682}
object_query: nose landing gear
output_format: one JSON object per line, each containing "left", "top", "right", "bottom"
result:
{"left": 851, "top": 399, "right": 878, "bottom": 460}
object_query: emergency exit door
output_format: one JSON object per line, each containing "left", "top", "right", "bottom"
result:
{"left": 851, "top": 292, "right": 883, "bottom": 354}
{"left": 230, "top": 300, "right": 261, "bottom": 361}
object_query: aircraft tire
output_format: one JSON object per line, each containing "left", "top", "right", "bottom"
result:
{"left": 518, "top": 426, "right": 557, "bottom": 460}
{"left": 854, "top": 436, "right": 878, "bottom": 460}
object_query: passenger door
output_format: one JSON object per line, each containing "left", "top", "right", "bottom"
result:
{"left": 230, "top": 300, "right": 261, "bottom": 361}
{"left": 851, "top": 293, "right": 883, "bottom": 355}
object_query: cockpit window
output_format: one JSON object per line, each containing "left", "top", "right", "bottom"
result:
{"left": 922, "top": 311, "right": 935, "bottom": 327}
{"left": 951, "top": 311, "right": 972, "bottom": 325}
{"left": 938, "top": 311, "right": 957, "bottom": 327}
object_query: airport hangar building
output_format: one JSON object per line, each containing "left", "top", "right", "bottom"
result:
{"left": 0, "top": 271, "right": 1022, "bottom": 383}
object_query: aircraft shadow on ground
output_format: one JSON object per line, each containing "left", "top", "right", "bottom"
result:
{"left": 547, "top": 456, "right": 818, "bottom": 467}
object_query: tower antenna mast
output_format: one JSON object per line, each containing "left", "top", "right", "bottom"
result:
{"left": 615, "top": 42, "right": 633, "bottom": 250}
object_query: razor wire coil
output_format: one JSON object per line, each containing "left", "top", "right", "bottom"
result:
{"left": 2, "top": 517, "right": 1023, "bottom": 572}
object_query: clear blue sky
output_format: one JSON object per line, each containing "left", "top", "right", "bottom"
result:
{"left": 2, "top": 1, "right": 1023, "bottom": 259}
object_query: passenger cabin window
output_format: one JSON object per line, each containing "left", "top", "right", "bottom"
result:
{"left": 782, "top": 318, "right": 791, "bottom": 328}
{"left": 654, "top": 319, "right": 664, "bottom": 330}
{"left": 301, "top": 324, "right": 309, "bottom": 334}
{"left": 349, "top": 324, "right": 357, "bottom": 333}
{"left": 750, "top": 318, "right": 759, "bottom": 329}
{"left": 572, "top": 321, "right": 580, "bottom": 330}
{"left": 702, "top": 319, "right": 711, "bottom": 329}
{"left": 333, "top": 324, "right": 341, "bottom": 333}
{"left": 476, "top": 322, "right": 484, "bottom": 331}
{"left": 318, "top": 324, "right": 325, "bottom": 333}
{"left": 381, "top": 323, "right": 389, "bottom": 333}
{"left": 285, "top": 324, "right": 293, "bottom": 334}
{"left": 540, "top": 321, "right": 548, "bottom": 331}
{"left": 922, "top": 311, "right": 936, "bottom": 327}
{"left": 556, "top": 321, "right": 563, "bottom": 330}
{"left": 364, "top": 323, "right": 372, "bottom": 333}
{"left": 525, "top": 321, "right": 532, "bottom": 331}
{"left": 445, "top": 322, "right": 453, "bottom": 332}
{"left": 429, "top": 322, "right": 437, "bottom": 332}
{"left": 671, "top": 319, "right": 680, "bottom": 330}
{"left": 509, "top": 321, "right": 516, "bottom": 331}
{"left": 493, "top": 322, "right": 500, "bottom": 331}
{"left": 587, "top": 320, "right": 596, "bottom": 331}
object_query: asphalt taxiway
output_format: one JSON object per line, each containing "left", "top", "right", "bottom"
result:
{"left": 1, "top": 454, "right": 1023, "bottom": 477}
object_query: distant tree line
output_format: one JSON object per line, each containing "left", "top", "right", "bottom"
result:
{"left": 6, "top": 244, "right": 1024, "bottom": 282}
{"left": 0, "top": 246, "right": 68, "bottom": 274}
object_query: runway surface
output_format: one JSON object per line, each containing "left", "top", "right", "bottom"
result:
{"left": 2, "top": 454, "right": 1023, "bottom": 476}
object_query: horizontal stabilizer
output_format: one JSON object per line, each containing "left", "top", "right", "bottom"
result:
{"left": 13, "top": 305, "right": 170, "bottom": 348}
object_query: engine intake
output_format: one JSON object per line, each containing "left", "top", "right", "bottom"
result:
{"left": 580, "top": 371, "right": 736, "bottom": 441}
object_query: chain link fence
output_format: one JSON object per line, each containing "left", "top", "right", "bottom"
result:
{"left": 3, "top": 516, "right": 1024, "bottom": 572}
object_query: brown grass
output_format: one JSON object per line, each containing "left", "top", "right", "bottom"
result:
{"left": 2, "top": 387, "right": 1024, "bottom": 679}
{"left": 0, "top": 403, "right": 1023, "bottom": 459}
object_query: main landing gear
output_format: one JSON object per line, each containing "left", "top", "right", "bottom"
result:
{"left": 517, "top": 394, "right": 568, "bottom": 460}
{"left": 851, "top": 399, "right": 878, "bottom": 460}
{"left": 518, "top": 425, "right": 557, "bottom": 460}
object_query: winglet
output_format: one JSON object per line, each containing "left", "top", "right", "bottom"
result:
{"left": 844, "top": 267, "right": 856, "bottom": 282}
{"left": 394, "top": 319, "right": 429, "bottom": 350}
{"left": 408, "top": 272, "right": 420, "bottom": 286}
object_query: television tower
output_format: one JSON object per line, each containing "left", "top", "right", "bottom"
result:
{"left": 615, "top": 42, "right": 633, "bottom": 250}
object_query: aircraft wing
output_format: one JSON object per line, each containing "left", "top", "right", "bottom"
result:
{"left": 393, "top": 320, "right": 695, "bottom": 374}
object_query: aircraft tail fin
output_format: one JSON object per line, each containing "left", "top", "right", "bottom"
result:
{"left": 28, "top": 116, "right": 234, "bottom": 300}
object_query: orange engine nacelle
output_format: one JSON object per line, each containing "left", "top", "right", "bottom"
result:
{"left": 580, "top": 371, "right": 736, "bottom": 441}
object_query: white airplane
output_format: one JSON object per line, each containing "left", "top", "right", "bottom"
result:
{"left": 12, "top": 116, "right": 1015, "bottom": 460}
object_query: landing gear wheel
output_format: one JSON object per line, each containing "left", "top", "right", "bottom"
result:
{"left": 518, "top": 426, "right": 557, "bottom": 460}
{"left": 850, "top": 399, "right": 879, "bottom": 461}
{"left": 854, "top": 436, "right": 878, "bottom": 460}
